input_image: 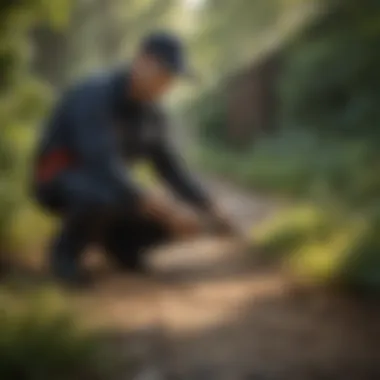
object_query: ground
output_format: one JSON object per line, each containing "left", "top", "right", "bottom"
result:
{"left": 15, "top": 179, "right": 380, "bottom": 379}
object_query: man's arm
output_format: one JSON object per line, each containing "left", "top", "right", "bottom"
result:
{"left": 151, "top": 140, "right": 241, "bottom": 236}
{"left": 149, "top": 111, "right": 240, "bottom": 236}
{"left": 151, "top": 139, "right": 212, "bottom": 211}
{"left": 148, "top": 108, "right": 211, "bottom": 209}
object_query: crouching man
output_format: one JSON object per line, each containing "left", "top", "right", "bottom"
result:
{"left": 31, "top": 31, "right": 236, "bottom": 286}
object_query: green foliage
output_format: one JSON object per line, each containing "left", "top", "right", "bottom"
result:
{"left": 253, "top": 204, "right": 335, "bottom": 258}
{"left": 194, "top": 0, "right": 280, "bottom": 75}
{"left": 0, "top": 289, "right": 106, "bottom": 380}
{"left": 251, "top": 202, "right": 380, "bottom": 292}
{"left": 339, "top": 205, "right": 380, "bottom": 291}
{"left": 0, "top": 0, "right": 66, "bottom": 257}
{"left": 189, "top": 87, "right": 229, "bottom": 146}
{"left": 197, "top": 132, "right": 375, "bottom": 201}
{"left": 280, "top": 0, "right": 380, "bottom": 138}
{"left": 192, "top": 0, "right": 320, "bottom": 80}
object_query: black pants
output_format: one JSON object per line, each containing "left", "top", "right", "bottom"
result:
{"left": 34, "top": 170, "right": 171, "bottom": 281}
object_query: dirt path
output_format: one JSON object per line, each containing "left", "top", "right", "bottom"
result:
{"left": 71, "top": 180, "right": 379, "bottom": 380}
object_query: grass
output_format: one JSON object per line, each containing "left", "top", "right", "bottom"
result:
{"left": 0, "top": 286, "right": 110, "bottom": 380}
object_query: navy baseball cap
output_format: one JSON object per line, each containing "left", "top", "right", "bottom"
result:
{"left": 140, "top": 31, "right": 198, "bottom": 80}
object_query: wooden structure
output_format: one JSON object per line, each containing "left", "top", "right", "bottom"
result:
{"left": 225, "top": 51, "right": 283, "bottom": 145}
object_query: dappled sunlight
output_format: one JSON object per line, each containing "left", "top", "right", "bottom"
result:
{"left": 156, "top": 273, "right": 283, "bottom": 334}
{"left": 1, "top": 0, "right": 380, "bottom": 378}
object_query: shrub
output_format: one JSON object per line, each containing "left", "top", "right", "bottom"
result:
{"left": 252, "top": 203, "right": 380, "bottom": 291}
{"left": 0, "top": 289, "right": 107, "bottom": 380}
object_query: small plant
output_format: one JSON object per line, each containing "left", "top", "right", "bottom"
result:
{"left": 0, "top": 289, "right": 107, "bottom": 380}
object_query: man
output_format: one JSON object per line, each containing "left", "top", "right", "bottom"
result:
{"left": 31, "top": 31, "right": 236, "bottom": 286}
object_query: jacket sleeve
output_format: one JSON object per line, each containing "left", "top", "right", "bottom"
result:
{"left": 150, "top": 113, "right": 212, "bottom": 210}
{"left": 66, "top": 81, "right": 142, "bottom": 206}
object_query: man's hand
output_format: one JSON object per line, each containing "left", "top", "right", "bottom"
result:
{"left": 204, "top": 205, "right": 251, "bottom": 252}
{"left": 139, "top": 192, "right": 174, "bottom": 221}
{"left": 204, "top": 205, "right": 239, "bottom": 237}
{"left": 139, "top": 193, "right": 202, "bottom": 239}
{"left": 169, "top": 209, "right": 202, "bottom": 239}
{"left": 139, "top": 194, "right": 240, "bottom": 241}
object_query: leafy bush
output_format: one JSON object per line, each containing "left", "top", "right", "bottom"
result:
{"left": 0, "top": 289, "right": 107, "bottom": 380}
{"left": 339, "top": 204, "right": 380, "bottom": 292}
{"left": 252, "top": 203, "right": 380, "bottom": 291}
{"left": 188, "top": 86, "right": 229, "bottom": 146}
{"left": 253, "top": 204, "right": 338, "bottom": 258}
{"left": 0, "top": 1, "right": 59, "bottom": 262}
{"left": 280, "top": 0, "right": 380, "bottom": 140}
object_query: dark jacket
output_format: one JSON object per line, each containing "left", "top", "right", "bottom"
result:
{"left": 32, "top": 69, "right": 211, "bottom": 212}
